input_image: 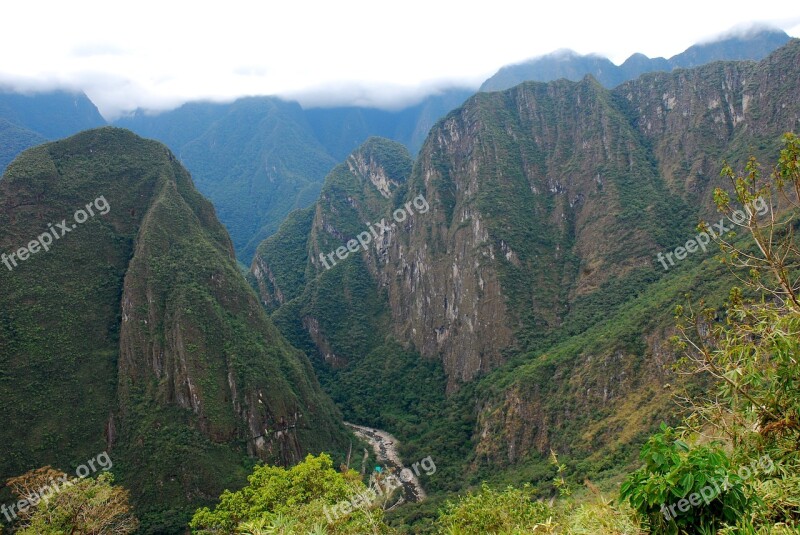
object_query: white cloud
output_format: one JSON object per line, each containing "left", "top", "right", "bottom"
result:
{"left": 0, "top": 0, "right": 798, "bottom": 118}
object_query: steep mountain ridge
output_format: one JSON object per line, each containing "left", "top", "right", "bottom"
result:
{"left": 617, "top": 38, "right": 800, "bottom": 208}
{"left": 480, "top": 28, "right": 790, "bottom": 92}
{"left": 252, "top": 138, "right": 472, "bottom": 489}
{"left": 453, "top": 40, "right": 800, "bottom": 471}
{"left": 377, "top": 75, "right": 689, "bottom": 387}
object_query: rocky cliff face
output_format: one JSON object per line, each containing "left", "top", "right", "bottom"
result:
{"left": 618, "top": 40, "right": 800, "bottom": 207}
{"left": 375, "top": 77, "right": 683, "bottom": 387}
{"left": 465, "top": 41, "right": 800, "bottom": 468}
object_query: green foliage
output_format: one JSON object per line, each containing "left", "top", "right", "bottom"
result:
{"left": 12, "top": 472, "right": 139, "bottom": 535}
{"left": 565, "top": 497, "right": 644, "bottom": 535}
{"left": 622, "top": 133, "right": 800, "bottom": 534}
{"left": 190, "top": 454, "right": 393, "bottom": 534}
{"left": 620, "top": 425, "right": 748, "bottom": 533}
{"left": 436, "top": 483, "right": 558, "bottom": 534}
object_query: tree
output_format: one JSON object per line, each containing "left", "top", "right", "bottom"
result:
{"left": 5, "top": 468, "right": 138, "bottom": 535}
{"left": 436, "top": 483, "right": 558, "bottom": 535}
{"left": 190, "top": 453, "right": 394, "bottom": 534}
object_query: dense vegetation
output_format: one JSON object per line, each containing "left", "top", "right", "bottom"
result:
{"left": 0, "top": 90, "right": 105, "bottom": 173}
{"left": 5, "top": 466, "right": 138, "bottom": 534}
{"left": 190, "top": 453, "right": 394, "bottom": 534}
{"left": 619, "top": 136, "right": 800, "bottom": 533}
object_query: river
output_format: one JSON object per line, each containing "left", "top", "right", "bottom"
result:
{"left": 344, "top": 422, "right": 426, "bottom": 506}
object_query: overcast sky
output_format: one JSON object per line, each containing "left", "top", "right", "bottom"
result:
{"left": 1, "top": 0, "right": 799, "bottom": 119}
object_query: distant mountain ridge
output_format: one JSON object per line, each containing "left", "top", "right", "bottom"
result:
{"left": 0, "top": 89, "right": 105, "bottom": 171}
{"left": 480, "top": 27, "right": 791, "bottom": 91}
{"left": 118, "top": 97, "right": 340, "bottom": 263}
{"left": 110, "top": 26, "right": 794, "bottom": 263}
{"left": 114, "top": 89, "right": 473, "bottom": 262}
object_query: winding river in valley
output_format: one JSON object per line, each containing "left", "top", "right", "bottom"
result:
{"left": 344, "top": 422, "right": 427, "bottom": 505}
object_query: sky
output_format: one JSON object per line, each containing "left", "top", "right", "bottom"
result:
{"left": 1, "top": 0, "right": 799, "bottom": 119}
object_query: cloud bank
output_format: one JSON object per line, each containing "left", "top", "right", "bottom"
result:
{"left": 0, "top": 0, "right": 798, "bottom": 119}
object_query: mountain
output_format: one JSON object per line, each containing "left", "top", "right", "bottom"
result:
{"left": 251, "top": 40, "right": 800, "bottom": 504}
{"left": 0, "top": 118, "right": 46, "bottom": 171}
{"left": 669, "top": 25, "right": 794, "bottom": 67}
{"left": 480, "top": 27, "right": 791, "bottom": 91}
{"left": 0, "top": 89, "right": 106, "bottom": 138}
{"left": 482, "top": 49, "right": 628, "bottom": 91}
{"left": 0, "top": 128, "right": 349, "bottom": 533}
{"left": 0, "top": 89, "right": 106, "bottom": 172}
{"left": 116, "top": 90, "right": 473, "bottom": 263}
{"left": 106, "top": 28, "right": 787, "bottom": 268}
{"left": 304, "top": 88, "right": 474, "bottom": 159}
{"left": 115, "top": 98, "right": 337, "bottom": 264}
